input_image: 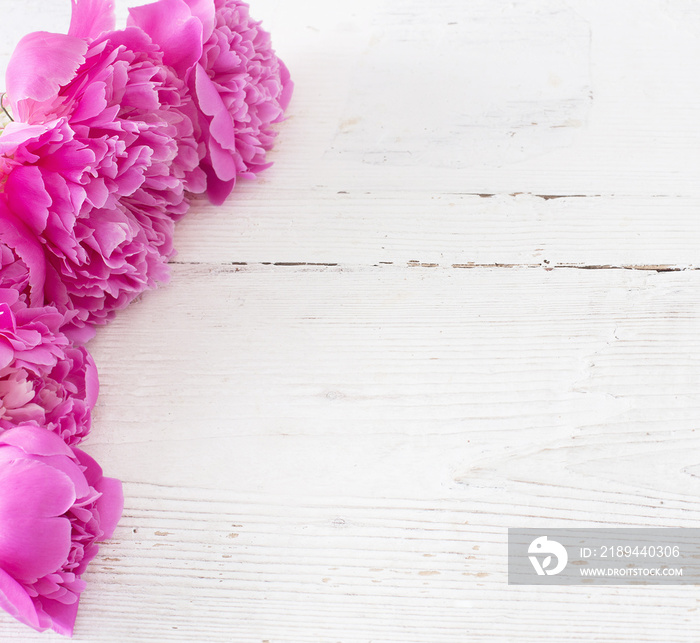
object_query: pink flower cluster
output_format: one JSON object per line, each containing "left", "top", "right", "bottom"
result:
{"left": 0, "top": 0, "right": 291, "bottom": 635}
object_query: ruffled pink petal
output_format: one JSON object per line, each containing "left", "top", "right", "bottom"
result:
{"left": 68, "top": 0, "right": 116, "bottom": 40}
{"left": 3, "top": 166, "right": 51, "bottom": 235}
{"left": 0, "top": 202, "right": 47, "bottom": 306}
{"left": 72, "top": 448, "right": 124, "bottom": 539}
{"left": 128, "top": 0, "right": 203, "bottom": 77}
{"left": 5, "top": 32, "right": 87, "bottom": 120}
{"left": 0, "top": 121, "right": 52, "bottom": 151}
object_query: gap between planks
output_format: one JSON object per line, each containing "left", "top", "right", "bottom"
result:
{"left": 167, "top": 260, "right": 700, "bottom": 273}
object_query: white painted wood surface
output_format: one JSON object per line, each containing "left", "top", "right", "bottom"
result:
{"left": 2, "top": 0, "right": 700, "bottom": 640}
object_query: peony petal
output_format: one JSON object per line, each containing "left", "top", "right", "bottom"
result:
{"left": 3, "top": 166, "right": 52, "bottom": 235}
{"left": 94, "top": 476, "right": 123, "bottom": 539}
{"left": 184, "top": 0, "right": 216, "bottom": 41}
{"left": 71, "top": 447, "right": 102, "bottom": 486}
{"left": 36, "top": 596, "right": 80, "bottom": 636}
{"left": 0, "top": 568, "right": 49, "bottom": 633}
{"left": 72, "top": 448, "right": 123, "bottom": 538}
{"left": 194, "top": 64, "right": 237, "bottom": 156}
{"left": 38, "top": 455, "right": 91, "bottom": 500}
{"left": 0, "top": 342, "right": 13, "bottom": 371}
{"left": 128, "top": 0, "right": 203, "bottom": 77}
{"left": 0, "top": 458, "right": 74, "bottom": 582}
{"left": 0, "top": 202, "right": 47, "bottom": 306}
{"left": 277, "top": 59, "right": 294, "bottom": 114}
{"left": 68, "top": 0, "right": 116, "bottom": 40}
{"left": 62, "top": 320, "right": 97, "bottom": 345}
{"left": 0, "top": 288, "right": 20, "bottom": 308}
{"left": 83, "top": 348, "right": 99, "bottom": 408}
{"left": 207, "top": 135, "right": 238, "bottom": 183}
{"left": 202, "top": 163, "right": 235, "bottom": 205}
{"left": 5, "top": 32, "right": 87, "bottom": 119}
{"left": 0, "top": 425, "right": 73, "bottom": 458}
{"left": 0, "top": 120, "right": 52, "bottom": 153}
{"left": 0, "top": 303, "right": 14, "bottom": 333}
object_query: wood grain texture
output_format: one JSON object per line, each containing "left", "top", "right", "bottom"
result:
{"left": 1, "top": 0, "right": 700, "bottom": 641}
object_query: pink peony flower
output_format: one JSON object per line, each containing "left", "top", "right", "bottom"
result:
{"left": 0, "top": 424, "right": 122, "bottom": 636}
{"left": 129, "top": 0, "right": 293, "bottom": 204}
{"left": 2, "top": 0, "right": 204, "bottom": 341}
{"left": 0, "top": 286, "right": 97, "bottom": 446}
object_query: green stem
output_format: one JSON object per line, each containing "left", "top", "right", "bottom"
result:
{"left": 0, "top": 93, "right": 13, "bottom": 130}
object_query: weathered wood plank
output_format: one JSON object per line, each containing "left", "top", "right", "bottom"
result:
{"left": 174, "top": 191, "right": 700, "bottom": 268}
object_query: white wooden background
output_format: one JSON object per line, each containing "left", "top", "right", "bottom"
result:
{"left": 2, "top": 0, "right": 700, "bottom": 640}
